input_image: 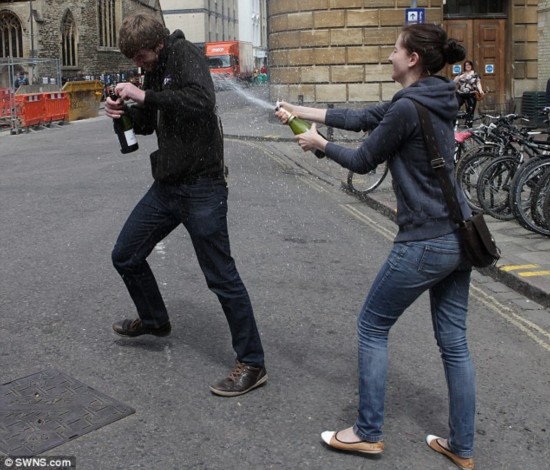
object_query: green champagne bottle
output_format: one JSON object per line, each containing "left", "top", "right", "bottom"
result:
{"left": 109, "top": 92, "right": 139, "bottom": 154}
{"left": 277, "top": 106, "right": 326, "bottom": 159}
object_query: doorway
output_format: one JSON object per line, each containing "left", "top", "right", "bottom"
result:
{"left": 445, "top": 19, "right": 507, "bottom": 112}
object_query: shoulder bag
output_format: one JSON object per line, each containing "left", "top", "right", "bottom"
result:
{"left": 412, "top": 101, "right": 501, "bottom": 268}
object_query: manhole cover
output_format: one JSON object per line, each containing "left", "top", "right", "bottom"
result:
{"left": 0, "top": 369, "right": 135, "bottom": 456}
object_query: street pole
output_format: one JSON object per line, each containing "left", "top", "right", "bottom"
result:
{"left": 29, "top": 0, "right": 36, "bottom": 83}
{"left": 29, "top": 0, "right": 35, "bottom": 57}
{"left": 411, "top": 0, "right": 417, "bottom": 7}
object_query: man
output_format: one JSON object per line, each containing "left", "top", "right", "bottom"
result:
{"left": 104, "top": 14, "right": 266, "bottom": 397}
{"left": 14, "top": 71, "right": 29, "bottom": 88}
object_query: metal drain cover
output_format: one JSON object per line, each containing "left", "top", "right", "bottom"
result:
{"left": 0, "top": 369, "right": 135, "bottom": 456}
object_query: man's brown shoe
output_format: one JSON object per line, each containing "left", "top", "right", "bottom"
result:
{"left": 210, "top": 360, "right": 267, "bottom": 397}
{"left": 112, "top": 318, "right": 171, "bottom": 337}
{"left": 426, "top": 435, "right": 474, "bottom": 470}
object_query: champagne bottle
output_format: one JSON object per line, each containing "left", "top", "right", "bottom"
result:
{"left": 276, "top": 105, "right": 326, "bottom": 159}
{"left": 109, "top": 92, "right": 138, "bottom": 154}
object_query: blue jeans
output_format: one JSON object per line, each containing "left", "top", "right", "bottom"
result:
{"left": 353, "top": 231, "right": 475, "bottom": 458}
{"left": 111, "top": 175, "right": 264, "bottom": 365}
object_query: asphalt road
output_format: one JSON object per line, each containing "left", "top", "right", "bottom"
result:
{"left": 1, "top": 112, "right": 549, "bottom": 469}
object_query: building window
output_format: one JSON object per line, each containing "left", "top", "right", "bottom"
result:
{"left": 444, "top": 0, "right": 506, "bottom": 16}
{"left": 61, "top": 11, "right": 77, "bottom": 66}
{"left": 98, "top": 0, "right": 117, "bottom": 47}
{"left": 0, "top": 12, "right": 23, "bottom": 58}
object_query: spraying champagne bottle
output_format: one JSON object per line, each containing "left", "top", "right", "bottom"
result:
{"left": 109, "top": 90, "right": 138, "bottom": 154}
{"left": 276, "top": 103, "right": 326, "bottom": 159}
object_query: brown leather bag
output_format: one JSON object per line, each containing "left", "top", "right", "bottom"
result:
{"left": 475, "top": 90, "right": 485, "bottom": 101}
{"left": 413, "top": 101, "right": 501, "bottom": 268}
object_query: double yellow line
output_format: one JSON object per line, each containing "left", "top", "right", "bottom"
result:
{"left": 341, "top": 204, "right": 550, "bottom": 352}
{"left": 500, "top": 264, "right": 550, "bottom": 278}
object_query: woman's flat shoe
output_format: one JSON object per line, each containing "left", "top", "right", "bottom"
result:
{"left": 321, "top": 431, "right": 384, "bottom": 454}
{"left": 426, "top": 435, "right": 474, "bottom": 470}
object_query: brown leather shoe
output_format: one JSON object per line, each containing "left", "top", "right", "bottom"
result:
{"left": 426, "top": 435, "right": 474, "bottom": 470}
{"left": 112, "top": 318, "right": 171, "bottom": 337}
{"left": 321, "top": 431, "right": 384, "bottom": 454}
{"left": 210, "top": 360, "right": 267, "bottom": 397}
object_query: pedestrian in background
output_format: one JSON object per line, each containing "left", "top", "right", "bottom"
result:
{"left": 276, "top": 23, "right": 475, "bottom": 470}
{"left": 13, "top": 71, "right": 29, "bottom": 89}
{"left": 104, "top": 14, "right": 267, "bottom": 397}
{"left": 454, "top": 60, "right": 484, "bottom": 126}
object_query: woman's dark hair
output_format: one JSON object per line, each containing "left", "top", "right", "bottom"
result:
{"left": 400, "top": 24, "right": 466, "bottom": 75}
{"left": 464, "top": 60, "right": 474, "bottom": 69}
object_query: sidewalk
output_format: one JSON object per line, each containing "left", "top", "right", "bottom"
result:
{"left": 217, "top": 86, "right": 550, "bottom": 308}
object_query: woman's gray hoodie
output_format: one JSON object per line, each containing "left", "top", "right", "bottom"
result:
{"left": 325, "top": 76, "right": 472, "bottom": 242}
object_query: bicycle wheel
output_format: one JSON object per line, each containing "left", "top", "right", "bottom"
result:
{"left": 530, "top": 168, "right": 550, "bottom": 229}
{"left": 476, "top": 155, "right": 519, "bottom": 220}
{"left": 455, "top": 151, "right": 495, "bottom": 212}
{"left": 510, "top": 157, "right": 550, "bottom": 236}
{"left": 543, "top": 187, "right": 550, "bottom": 231}
{"left": 346, "top": 161, "right": 389, "bottom": 198}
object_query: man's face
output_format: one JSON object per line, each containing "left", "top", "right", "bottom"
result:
{"left": 131, "top": 46, "right": 162, "bottom": 72}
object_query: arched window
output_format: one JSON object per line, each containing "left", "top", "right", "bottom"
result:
{"left": 61, "top": 11, "right": 77, "bottom": 66}
{"left": 98, "top": 0, "right": 117, "bottom": 48}
{"left": 0, "top": 12, "right": 24, "bottom": 58}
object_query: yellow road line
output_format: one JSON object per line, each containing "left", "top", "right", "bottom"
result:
{"left": 298, "top": 175, "right": 327, "bottom": 193}
{"left": 341, "top": 204, "right": 397, "bottom": 240}
{"left": 518, "top": 271, "right": 550, "bottom": 277}
{"left": 500, "top": 264, "right": 540, "bottom": 272}
{"left": 471, "top": 285, "right": 550, "bottom": 352}
{"left": 340, "top": 203, "right": 550, "bottom": 352}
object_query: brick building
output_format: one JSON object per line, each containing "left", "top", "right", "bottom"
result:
{"left": 0, "top": 0, "right": 163, "bottom": 87}
{"left": 539, "top": 0, "right": 550, "bottom": 92}
{"left": 268, "top": 0, "right": 545, "bottom": 111}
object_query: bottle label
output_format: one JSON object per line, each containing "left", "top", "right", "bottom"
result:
{"left": 124, "top": 129, "right": 137, "bottom": 146}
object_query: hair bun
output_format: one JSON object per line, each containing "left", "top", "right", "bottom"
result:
{"left": 444, "top": 39, "right": 466, "bottom": 65}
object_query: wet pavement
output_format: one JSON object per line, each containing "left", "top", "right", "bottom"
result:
{"left": 1, "top": 85, "right": 549, "bottom": 469}
{"left": 217, "top": 86, "right": 550, "bottom": 308}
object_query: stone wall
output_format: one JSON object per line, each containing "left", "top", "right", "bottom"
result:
{"left": 267, "top": 0, "right": 444, "bottom": 104}
{"left": 512, "top": 0, "right": 540, "bottom": 97}
{"left": 0, "top": 0, "right": 163, "bottom": 82}
{"left": 538, "top": 0, "right": 550, "bottom": 92}
{"left": 267, "top": 0, "right": 543, "bottom": 105}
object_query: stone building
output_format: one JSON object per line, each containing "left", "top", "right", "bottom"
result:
{"left": 0, "top": 0, "right": 163, "bottom": 88}
{"left": 268, "top": 0, "right": 544, "bottom": 111}
{"left": 539, "top": 0, "right": 550, "bottom": 93}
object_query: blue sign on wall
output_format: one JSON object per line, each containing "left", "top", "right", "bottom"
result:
{"left": 405, "top": 8, "right": 425, "bottom": 24}
{"left": 453, "top": 64, "right": 462, "bottom": 74}
{"left": 485, "top": 64, "right": 495, "bottom": 74}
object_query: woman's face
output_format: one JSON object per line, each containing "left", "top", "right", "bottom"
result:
{"left": 465, "top": 62, "right": 473, "bottom": 71}
{"left": 389, "top": 34, "right": 413, "bottom": 86}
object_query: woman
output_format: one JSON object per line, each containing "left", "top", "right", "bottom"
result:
{"left": 276, "top": 24, "right": 475, "bottom": 470}
{"left": 454, "top": 60, "right": 484, "bottom": 124}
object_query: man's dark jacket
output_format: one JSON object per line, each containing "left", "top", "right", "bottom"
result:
{"left": 128, "top": 30, "right": 224, "bottom": 183}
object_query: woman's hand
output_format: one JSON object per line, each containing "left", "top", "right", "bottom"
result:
{"left": 275, "top": 100, "right": 296, "bottom": 124}
{"left": 296, "top": 123, "right": 324, "bottom": 153}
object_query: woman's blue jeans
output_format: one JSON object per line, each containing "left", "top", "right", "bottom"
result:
{"left": 111, "top": 176, "right": 264, "bottom": 366}
{"left": 353, "top": 231, "right": 475, "bottom": 458}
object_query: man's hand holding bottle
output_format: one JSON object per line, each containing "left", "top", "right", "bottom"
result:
{"left": 105, "top": 83, "right": 145, "bottom": 120}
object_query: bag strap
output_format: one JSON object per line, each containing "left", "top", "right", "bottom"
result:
{"left": 412, "top": 101, "right": 464, "bottom": 225}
